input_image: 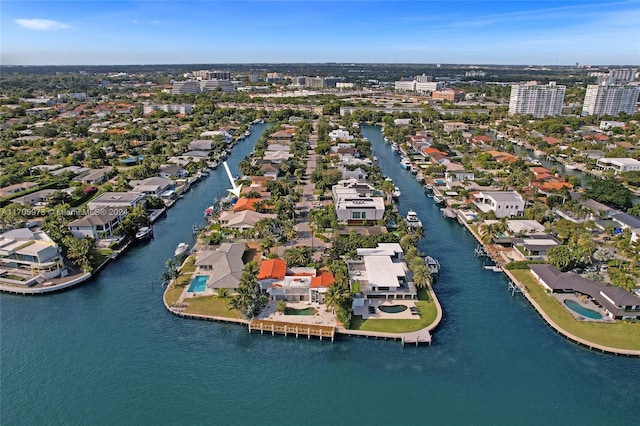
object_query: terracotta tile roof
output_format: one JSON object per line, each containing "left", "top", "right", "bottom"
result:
{"left": 257, "top": 259, "right": 287, "bottom": 280}
{"left": 310, "top": 271, "right": 335, "bottom": 288}
{"left": 232, "top": 198, "right": 261, "bottom": 212}
{"left": 543, "top": 136, "right": 563, "bottom": 144}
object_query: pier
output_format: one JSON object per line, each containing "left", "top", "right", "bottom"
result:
{"left": 248, "top": 319, "right": 335, "bottom": 341}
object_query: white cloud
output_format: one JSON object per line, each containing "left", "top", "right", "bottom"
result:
{"left": 15, "top": 18, "right": 73, "bottom": 31}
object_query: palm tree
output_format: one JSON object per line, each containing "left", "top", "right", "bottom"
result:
{"left": 324, "top": 284, "right": 341, "bottom": 313}
{"left": 260, "top": 236, "right": 275, "bottom": 257}
{"left": 412, "top": 264, "right": 433, "bottom": 289}
{"left": 479, "top": 223, "right": 496, "bottom": 245}
{"left": 215, "top": 288, "right": 232, "bottom": 309}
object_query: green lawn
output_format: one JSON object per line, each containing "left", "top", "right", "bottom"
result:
{"left": 510, "top": 270, "right": 640, "bottom": 350}
{"left": 350, "top": 299, "right": 439, "bottom": 333}
{"left": 183, "top": 296, "right": 242, "bottom": 319}
{"left": 93, "top": 248, "right": 114, "bottom": 268}
{"left": 163, "top": 270, "right": 193, "bottom": 306}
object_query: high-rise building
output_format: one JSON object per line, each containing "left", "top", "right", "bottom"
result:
{"left": 193, "top": 70, "right": 231, "bottom": 80}
{"left": 508, "top": 82, "right": 565, "bottom": 117}
{"left": 582, "top": 84, "right": 640, "bottom": 117}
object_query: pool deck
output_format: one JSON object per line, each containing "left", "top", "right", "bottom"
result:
{"left": 553, "top": 293, "right": 614, "bottom": 323}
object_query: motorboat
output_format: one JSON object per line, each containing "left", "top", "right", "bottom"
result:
{"left": 174, "top": 242, "right": 190, "bottom": 257}
{"left": 391, "top": 143, "right": 399, "bottom": 152}
{"left": 564, "top": 163, "right": 578, "bottom": 170}
{"left": 424, "top": 256, "right": 441, "bottom": 275}
{"left": 405, "top": 210, "right": 422, "bottom": 228}
{"left": 400, "top": 157, "right": 412, "bottom": 169}
{"left": 135, "top": 226, "right": 153, "bottom": 240}
{"left": 393, "top": 186, "right": 402, "bottom": 198}
{"left": 416, "top": 172, "right": 424, "bottom": 182}
{"left": 433, "top": 194, "right": 445, "bottom": 204}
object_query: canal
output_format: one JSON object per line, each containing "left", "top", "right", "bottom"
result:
{"left": 0, "top": 123, "right": 638, "bottom": 425}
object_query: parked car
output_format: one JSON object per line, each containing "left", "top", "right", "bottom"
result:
{"left": 584, "top": 266, "right": 598, "bottom": 273}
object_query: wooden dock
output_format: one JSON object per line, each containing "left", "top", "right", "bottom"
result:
{"left": 248, "top": 319, "right": 335, "bottom": 341}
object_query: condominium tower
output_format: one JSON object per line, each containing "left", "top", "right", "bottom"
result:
{"left": 508, "top": 82, "right": 565, "bottom": 117}
{"left": 581, "top": 84, "right": 640, "bottom": 117}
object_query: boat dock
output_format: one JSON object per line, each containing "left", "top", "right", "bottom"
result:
{"left": 248, "top": 319, "right": 336, "bottom": 341}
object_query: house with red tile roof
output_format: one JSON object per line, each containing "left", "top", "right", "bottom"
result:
{"left": 543, "top": 136, "right": 563, "bottom": 145}
{"left": 232, "top": 198, "right": 261, "bottom": 212}
{"left": 257, "top": 258, "right": 287, "bottom": 281}
{"left": 471, "top": 135, "right": 493, "bottom": 145}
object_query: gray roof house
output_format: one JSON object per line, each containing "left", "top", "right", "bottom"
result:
{"left": 529, "top": 264, "right": 640, "bottom": 320}
{"left": 193, "top": 243, "right": 246, "bottom": 290}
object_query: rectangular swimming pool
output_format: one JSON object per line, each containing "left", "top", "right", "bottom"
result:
{"left": 188, "top": 275, "right": 208, "bottom": 292}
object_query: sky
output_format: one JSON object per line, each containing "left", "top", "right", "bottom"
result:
{"left": 1, "top": 0, "right": 639, "bottom": 66}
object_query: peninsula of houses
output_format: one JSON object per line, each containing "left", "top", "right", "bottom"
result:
{"left": 1, "top": 65, "right": 639, "bottom": 352}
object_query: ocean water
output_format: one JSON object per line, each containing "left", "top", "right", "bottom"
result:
{"left": 1, "top": 123, "right": 638, "bottom": 425}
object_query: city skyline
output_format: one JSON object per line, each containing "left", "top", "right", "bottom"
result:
{"left": 1, "top": 0, "right": 639, "bottom": 66}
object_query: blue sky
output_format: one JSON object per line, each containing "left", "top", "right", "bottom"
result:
{"left": 2, "top": 1, "right": 639, "bottom": 65}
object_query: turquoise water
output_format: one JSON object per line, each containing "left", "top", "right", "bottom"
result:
{"left": 564, "top": 299, "right": 603, "bottom": 319}
{"left": 1, "top": 123, "right": 639, "bottom": 425}
{"left": 188, "top": 275, "right": 208, "bottom": 293}
{"left": 378, "top": 305, "right": 408, "bottom": 314}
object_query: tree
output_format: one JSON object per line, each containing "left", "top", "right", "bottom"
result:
{"left": 214, "top": 288, "right": 232, "bottom": 309}
{"left": 412, "top": 264, "right": 433, "bottom": 289}
{"left": 583, "top": 179, "right": 633, "bottom": 210}
{"left": 547, "top": 245, "right": 574, "bottom": 272}
{"left": 63, "top": 236, "right": 97, "bottom": 273}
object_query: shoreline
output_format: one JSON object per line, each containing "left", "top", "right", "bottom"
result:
{"left": 457, "top": 211, "right": 640, "bottom": 357}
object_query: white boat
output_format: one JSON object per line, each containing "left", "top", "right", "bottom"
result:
{"left": 416, "top": 172, "right": 424, "bottom": 182}
{"left": 384, "top": 136, "right": 390, "bottom": 143}
{"left": 391, "top": 143, "right": 399, "bottom": 152}
{"left": 174, "top": 242, "right": 190, "bottom": 257}
{"left": 564, "top": 163, "right": 578, "bottom": 170}
{"left": 433, "top": 194, "right": 444, "bottom": 204}
{"left": 393, "top": 187, "right": 401, "bottom": 198}
{"left": 424, "top": 256, "right": 440, "bottom": 275}
{"left": 405, "top": 210, "right": 422, "bottom": 228}
{"left": 400, "top": 157, "right": 412, "bottom": 169}
{"left": 244, "top": 130, "right": 251, "bottom": 136}
{"left": 135, "top": 226, "right": 153, "bottom": 240}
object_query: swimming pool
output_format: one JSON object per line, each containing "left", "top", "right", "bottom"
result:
{"left": 187, "top": 275, "right": 208, "bottom": 292}
{"left": 564, "top": 299, "right": 602, "bottom": 320}
{"left": 435, "top": 179, "right": 446, "bottom": 185}
{"left": 378, "top": 305, "right": 408, "bottom": 314}
{"left": 284, "top": 307, "right": 317, "bottom": 316}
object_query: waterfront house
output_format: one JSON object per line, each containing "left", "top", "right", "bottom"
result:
{"left": 258, "top": 258, "right": 334, "bottom": 303}
{"left": 232, "top": 198, "right": 262, "bottom": 212}
{"left": 473, "top": 191, "right": 525, "bottom": 218}
{"left": 444, "top": 171, "right": 475, "bottom": 185}
{"left": 218, "top": 210, "right": 277, "bottom": 231}
{"left": 188, "top": 139, "right": 214, "bottom": 151}
{"left": 332, "top": 181, "right": 384, "bottom": 224}
{"left": 69, "top": 211, "right": 122, "bottom": 239}
{"left": 328, "top": 129, "right": 354, "bottom": 141}
{"left": 511, "top": 235, "right": 560, "bottom": 261}
{"left": 193, "top": 243, "right": 245, "bottom": 291}
{"left": 257, "top": 258, "right": 287, "bottom": 290}
{"left": 129, "top": 177, "right": 174, "bottom": 198}
{"left": 159, "top": 164, "right": 189, "bottom": 179}
{"left": 596, "top": 158, "right": 640, "bottom": 174}
{"left": 349, "top": 243, "right": 416, "bottom": 313}
{"left": 443, "top": 122, "right": 469, "bottom": 133}
{"left": 0, "top": 228, "right": 65, "bottom": 285}
{"left": 339, "top": 166, "right": 368, "bottom": 181}
{"left": 529, "top": 264, "right": 640, "bottom": 320}
{"left": 87, "top": 192, "right": 145, "bottom": 212}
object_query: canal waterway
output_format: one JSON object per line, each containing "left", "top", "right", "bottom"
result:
{"left": 1, "top": 123, "right": 639, "bottom": 425}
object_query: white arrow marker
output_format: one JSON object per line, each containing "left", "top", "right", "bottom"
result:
{"left": 223, "top": 161, "right": 242, "bottom": 198}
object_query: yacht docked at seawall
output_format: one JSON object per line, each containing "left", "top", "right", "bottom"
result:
{"left": 405, "top": 210, "right": 423, "bottom": 228}
{"left": 424, "top": 255, "right": 440, "bottom": 275}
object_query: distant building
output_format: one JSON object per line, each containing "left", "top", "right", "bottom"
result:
{"left": 143, "top": 104, "right": 194, "bottom": 114}
{"left": 0, "top": 228, "right": 65, "bottom": 283}
{"left": 305, "top": 76, "right": 339, "bottom": 89}
{"left": 432, "top": 89, "right": 466, "bottom": 102}
{"left": 508, "top": 82, "right": 565, "bottom": 117}
{"left": 193, "top": 70, "right": 230, "bottom": 80}
{"left": 581, "top": 84, "right": 640, "bottom": 117}
{"left": 171, "top": 80, "right": 200, "bottom": 95}
{"left": 199, "top": 79, "right": 235, "bottom": 93}
{"left": 465, "top": 70, "right": 486, "bottom": 78}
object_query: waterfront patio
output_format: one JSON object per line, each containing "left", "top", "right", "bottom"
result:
{"left": 257, "top": 301, "right": 338, "bottom": 327}
{"left": 353, "top": 299, "right": 420, "bottom": 320}
{"left": 552, "top": 293, "right": 614, "bottom": 323}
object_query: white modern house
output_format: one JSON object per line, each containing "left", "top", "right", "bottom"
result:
{"left": 596, "top": 158, "right": 640, "bottom": 174}
{"left": 473, "top": 191, "right": 525, "bottom": 218}
{"left": 0, "top": 228, "right": 65, "bottom": 285}
{"left": 87, "top": 192, "right": 145, "bottom": 212}
{"left": 348, "top": 243, "right": 417, "bottom": 313}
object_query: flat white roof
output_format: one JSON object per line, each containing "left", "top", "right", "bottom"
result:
{"left": 363, "top": 256, "right": 406, "bottom": 289}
